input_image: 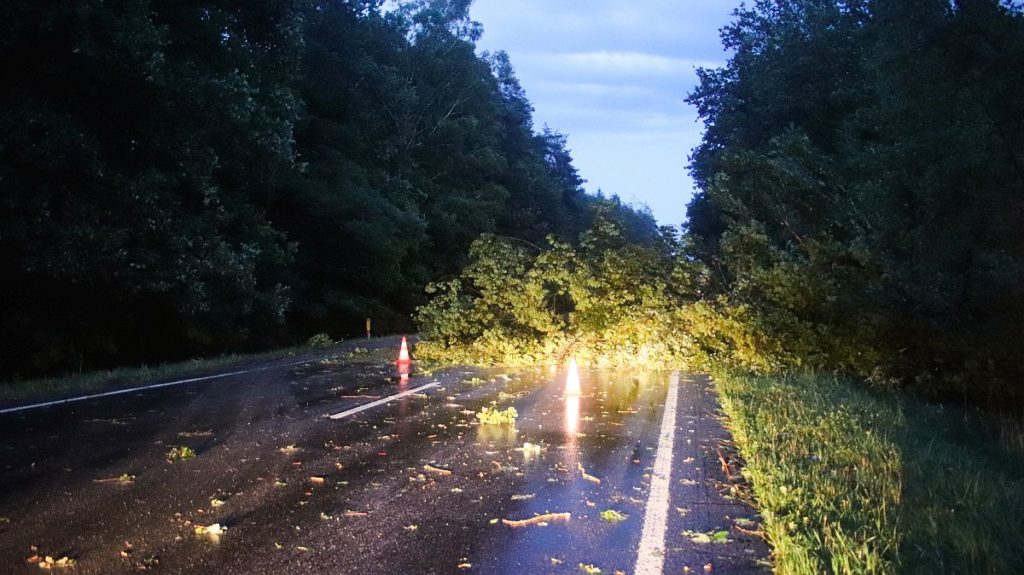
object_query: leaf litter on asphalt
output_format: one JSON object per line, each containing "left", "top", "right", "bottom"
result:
{"left": 94, "top": 473, "right": 135, "bottom": 485}
{"left": 600, "top": 509, "right": 628, "bottom": 523}
{"left": 682, "top": 529, "right": 730, "bottom": 544}
{"left": 194, "top": 523, "right": 226, "bottom": 537}
{"left": 26, "top": 547, "right": 76, "bottom": 570}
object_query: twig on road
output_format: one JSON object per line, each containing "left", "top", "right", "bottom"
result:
{"left": 501, "top": 512, "right": 571, "bottom": 528}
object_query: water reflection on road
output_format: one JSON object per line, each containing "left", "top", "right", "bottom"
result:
{"left": 470, "top": 366, "right": 669, "bottom": 574}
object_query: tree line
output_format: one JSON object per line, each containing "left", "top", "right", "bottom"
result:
{"left": 418, "top": 0, "right": 1024, "bottom": 405}
{"left": 684, "top": 0, "right": 1024, "bottom": 402}
{"left": 0, "top": 0, "right": 652, "bottom": 378}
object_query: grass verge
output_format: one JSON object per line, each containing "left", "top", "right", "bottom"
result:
{"left": 714, "top": 370, "right": 1024, "bottom": 574}
{"left": 0, "top": 337, "right": 391, "bottom": 407}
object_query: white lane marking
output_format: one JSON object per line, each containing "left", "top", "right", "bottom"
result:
{"left": 634, "top": 371, "right": 681, "bottom": 575}
{"left": 0, "top": 359, "right": 314, "bottom": 416}
{"left": 327, "top": 382, "right": 439, "bottom": 420}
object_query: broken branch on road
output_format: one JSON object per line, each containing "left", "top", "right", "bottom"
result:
{"left": 501, "top": 512, "right": 571, "bottom": 528}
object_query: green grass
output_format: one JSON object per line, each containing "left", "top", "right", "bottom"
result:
{"left": 0, "top": 337, "right": 381, "bottom": 406}
{"left": 714, "top": 371, "right": 1024, "bottom": 574}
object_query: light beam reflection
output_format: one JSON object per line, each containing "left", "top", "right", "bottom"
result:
{"left": 396, "top": 364, "right": 409, "bottom": 435}
{"left": 563, "top": 359, "right": 581, "bottom": 471}
{"left": 565, "top": 357, "right": 581, "bottom": 396}
{"left": 565, "top": 393, "right": 579, "bottom": 435}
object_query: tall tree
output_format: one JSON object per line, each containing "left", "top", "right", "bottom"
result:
{"left": 684, "top": 0, "right": 1024, "bottom": 400}
{"left": 0, "top": 0, "right": 607, "bottom": 378}
{"left": 0, "top": 0, "right": 302, "bottom": 373}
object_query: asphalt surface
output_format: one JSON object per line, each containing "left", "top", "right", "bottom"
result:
{"left": 0, "top": 338, "right": 769, "bottom": 574}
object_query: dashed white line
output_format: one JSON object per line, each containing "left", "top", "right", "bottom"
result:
{"left": 634, "top": 371, "right": 681, "bottom": 575}
{"left": 327, "top": 382, "right": 439, "bottom": 420}
{"left": 0, "top": 359, "right": 313, "bottom": 416}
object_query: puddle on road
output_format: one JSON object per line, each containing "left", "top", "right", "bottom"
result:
{"left": 464, "top": 367, "right": 670, "bottom": 575}
{"left": 226, "top": 361, "right": 672, "bottom": 573}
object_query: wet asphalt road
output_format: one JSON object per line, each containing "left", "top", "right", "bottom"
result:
{"left": 0, "top": 338, "right": 769, "bottom": 574}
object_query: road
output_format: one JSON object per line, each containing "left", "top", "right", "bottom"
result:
{"left": 0, "top": 338, "right": 769, "bottom": 574}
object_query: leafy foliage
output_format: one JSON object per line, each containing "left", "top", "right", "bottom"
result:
{"left": 416, "top": 203, "right": 698, "bottom": 367}
{"left": 166, "top": 446, "right": 197, "bottom": 462}
{"left": 305, "top": 333, "right": 333, "bottom": 348}
{"left": 0, "top": 0, "right": 594, "bottom": 379}
{"left": 599, "top": 509, "right": 629, "bottom": 524}
{"left": 1, "top": 0, "right": 301, "bottom": 374}
{"left": 475, "top": 405, "right": 518, "bottom": 426}
{"left": 685, "top": 0, "right": 1024, "bottom": 402}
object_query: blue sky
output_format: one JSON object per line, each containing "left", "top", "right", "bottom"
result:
{"left": 469, "top": 1, "right": 743, "bottom": 226}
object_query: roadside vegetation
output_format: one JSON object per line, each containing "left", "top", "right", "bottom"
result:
{"left": 715, "top": 371, "right": 1024, "bottom": 574}
{"left": 681, "top": 0, "right": 1024, "bottom": 404}
{"left": 678, "top": 4, "right": 1024, "bottom": 568}
{"left": 0, "top": 337, "right": 365, "bottom": 406}
{"left": 1, "top": 0, "right": 654, "bottom": 382}
{"left": 0, "top": 350, "right": 285, "bottom": 406}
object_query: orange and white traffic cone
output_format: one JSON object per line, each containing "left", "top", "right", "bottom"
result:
{"left": 396, "top": 336, "right": 411, "bottom": 365}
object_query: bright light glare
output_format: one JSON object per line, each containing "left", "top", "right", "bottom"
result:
{"left": 565, "top": 357, "right": 581, "bottom": 396}
{"left": 564, "top": 357, "right": 581, "bottom": 436}
{"left": 565, "top": 394, "right": 579, "bottom": 435}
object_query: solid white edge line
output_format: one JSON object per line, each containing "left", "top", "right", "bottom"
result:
{"left": 0, "top": 359, "right": 314, "bottom": 416}
{"left": 634, "top": 371, "right": 681, "bottom": 575}
{"left": 327, "top": 382, "right": 439, "bottom": 420}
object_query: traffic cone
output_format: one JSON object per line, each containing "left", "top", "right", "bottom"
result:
{"left": 396, "top": 336, "right": 411, "bottom": 365}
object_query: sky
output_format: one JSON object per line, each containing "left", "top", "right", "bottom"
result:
{"left": 468, "top": 1, "right": 743, "bottom": 226}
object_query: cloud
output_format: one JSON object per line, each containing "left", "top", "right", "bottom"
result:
{"left": 472, "top": 1, "right": 738, "bottom": 63}
{"left": 533, "top": 81, "right": 663, "bottom": 98}
{"left": 545, "top": 51, "right": 706, "bottom": 75}
{"left": 519, "top": 51, "right": 718, "bottom": 83}
{"left": 468, "top": 0, "right": 745, "bottom": 223}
